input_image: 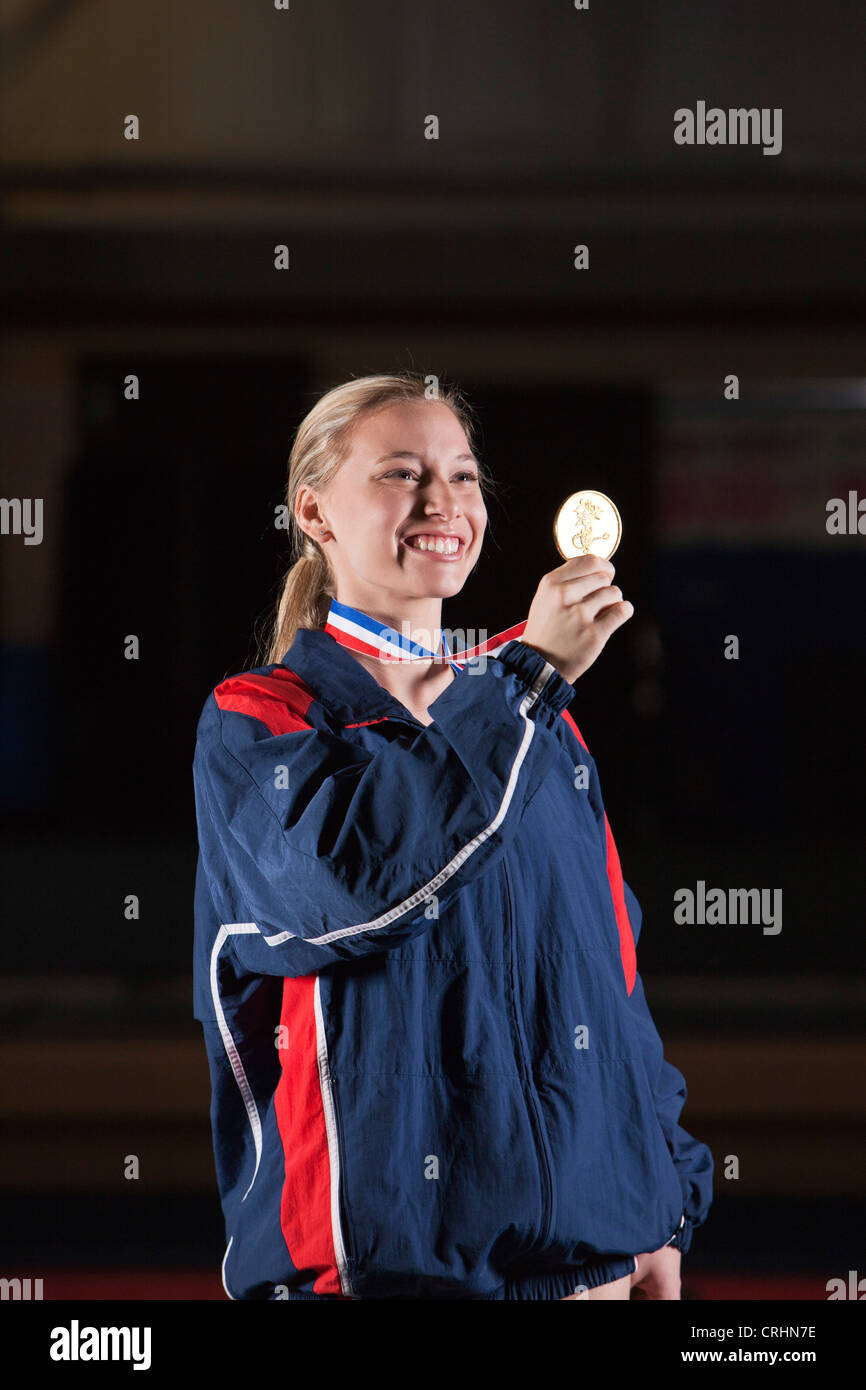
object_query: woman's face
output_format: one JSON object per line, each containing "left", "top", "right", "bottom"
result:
{"left": 299, "top": 400, "right": 488, "bottom": 611}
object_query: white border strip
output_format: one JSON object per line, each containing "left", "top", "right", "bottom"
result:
{"left": 221, "top": 1236, "right": 236, "bottom": 1301}
{"left": 313, "top": 976, "right": 356, "bottom": 1298}
{"left": 210, "top": 924, "right": 266, "bottom": 1209}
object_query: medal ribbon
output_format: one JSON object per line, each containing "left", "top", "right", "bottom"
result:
{"left": 324, "top": 597, "right": 527, "bottom": 674}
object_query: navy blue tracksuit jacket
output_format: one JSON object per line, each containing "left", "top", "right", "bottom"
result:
{"left": 192, "top": 628, "right": 713, "bottom": 1300}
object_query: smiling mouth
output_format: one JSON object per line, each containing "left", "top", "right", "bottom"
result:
{"left": 401, "top": 535, "right": 466, "bottom": 559}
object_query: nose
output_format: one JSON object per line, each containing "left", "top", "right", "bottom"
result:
{"left": 420, "top": 479, "right": 462, "bottom": 522}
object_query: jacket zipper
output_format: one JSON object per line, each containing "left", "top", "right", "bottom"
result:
{"left": 325, "top": 1073, "right": 358, "bottom": 1298}
{"left": 502, "top": 854, "right": 556, "bottom": 1251}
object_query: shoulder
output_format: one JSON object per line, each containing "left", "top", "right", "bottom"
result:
{"left": 202, "top": 663, "right": 319, "bottom": 739}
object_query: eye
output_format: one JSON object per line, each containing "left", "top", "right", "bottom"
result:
{"left": 382, "top": 468, "right": 478, "bottom": 482}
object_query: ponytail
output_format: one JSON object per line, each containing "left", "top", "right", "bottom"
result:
{"left": 264, "top": 539, "right": 336, "bottom": 666}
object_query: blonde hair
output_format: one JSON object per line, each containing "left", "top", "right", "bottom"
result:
{"left": 254, "top": 372, "right": 497, "bottom": 667}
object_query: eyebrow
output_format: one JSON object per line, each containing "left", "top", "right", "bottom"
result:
{"left": 376, "top": 451, "right": 478, "bottom": 465}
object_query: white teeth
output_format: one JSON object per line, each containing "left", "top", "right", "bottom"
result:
{"left": 407, "top": 535, "right": 460, "bottom": 554}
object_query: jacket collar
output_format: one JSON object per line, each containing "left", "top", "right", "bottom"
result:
{"left": 279, "top": 626, "right": 422, "bottom": 725}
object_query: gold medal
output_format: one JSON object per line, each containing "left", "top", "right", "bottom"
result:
{"left": 553, "top": 489, "right": 622, "bottom": 560}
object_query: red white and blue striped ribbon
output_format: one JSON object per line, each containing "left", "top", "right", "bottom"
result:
{"left": 324, "top": 598, "right": 527, "bottom": 674}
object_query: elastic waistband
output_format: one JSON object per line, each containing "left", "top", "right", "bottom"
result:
{"left": 268, "top": 1256, "right": 638, "bottom": 1301}
{"left": 498, "top": 1256, "right": 638, "bottom": 1301}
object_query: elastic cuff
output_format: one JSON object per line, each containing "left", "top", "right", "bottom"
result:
{"left": 497, "top": 639, "right": 574, "bottom": 716}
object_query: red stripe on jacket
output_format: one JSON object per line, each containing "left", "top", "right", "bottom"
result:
{"left": 213, "top": 668, "right": 315, "bottom": 735}
{"left": 273, "top": 975, "right": 345, "bottom": 1297}
{"left": 560, "top": 708, "right": 637, "bottom": 996}
{"left": 214, "top": 669, "right": 343, "bottom": 1294}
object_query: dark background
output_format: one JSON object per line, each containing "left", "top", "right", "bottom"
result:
{"left": 0, "top": 0, "right": 864, "bottom": 1299}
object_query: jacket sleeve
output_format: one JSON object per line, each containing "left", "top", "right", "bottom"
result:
{"left": 193, "top": 638, "right": 575, "bottom": 979}
{"left": 623, "top": 880, "right": 715, "bottom": 1253}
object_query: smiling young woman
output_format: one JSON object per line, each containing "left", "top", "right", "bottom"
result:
{"left": 258, "top": 376, "right": 495, "bottom": 724}
{"left": 288, "top": 391, "right": 490, "bottom": 724}
{"left": 192, "top": 371, "right": 712, "bottom": 1302}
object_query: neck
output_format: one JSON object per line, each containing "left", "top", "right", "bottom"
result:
{"left": 330, "top": 593, "right": 455, "bottom": 712}
{"left": 335, "top": 594, "right": 447, "bottom": 656}
{"left": 355, "top": 651, "right": 454, "bottom": 721}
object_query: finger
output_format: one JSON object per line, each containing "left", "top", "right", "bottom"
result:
{"left": 556, "top": 575, "right": 621, "bottom": 611}
{"left": 580, "top": 582, "right": 625, "bottom": 619}
{"left": 592, "top": 598, "right": 634, "bottom": 635}
{"left": 553, "top": 555, "right": 615, "bottom": 587}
